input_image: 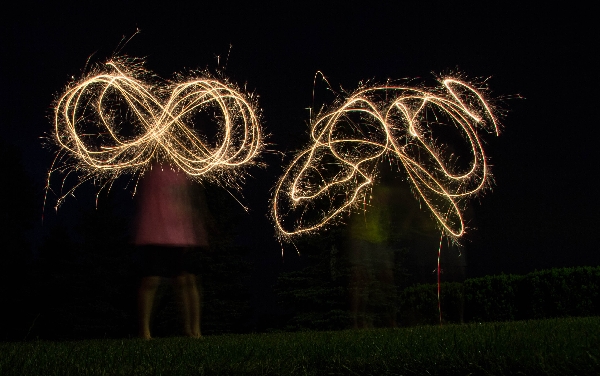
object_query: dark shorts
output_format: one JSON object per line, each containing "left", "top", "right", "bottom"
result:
{"left": 135, "top": 245, "right": 204, "bottom": 277}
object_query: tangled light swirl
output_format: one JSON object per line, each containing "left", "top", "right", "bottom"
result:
{"left": 272, "top": 77, "right": 499, "bottom": 240}
{"left": 48, "top": 57, "right": 262, "bottom": 208}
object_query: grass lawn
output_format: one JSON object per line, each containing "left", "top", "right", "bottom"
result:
{"left": 1, "top": 316, "right": 598, "bottom": 375}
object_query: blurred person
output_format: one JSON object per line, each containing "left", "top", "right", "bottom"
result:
{"left": 347, "top": 163, "right": 467, "bottom": 327}
{"left": 347, "top": 167, "right": 398, "bottom": 329}
{"left": 134, "top": 163, "right": 209, "bottom": 339}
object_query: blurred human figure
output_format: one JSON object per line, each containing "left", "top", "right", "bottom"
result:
{"left": 134, "top": 163, "right": 209, "bottom": 339}
{"left": 347, "top": 170, "right": 397, "bottom": 329}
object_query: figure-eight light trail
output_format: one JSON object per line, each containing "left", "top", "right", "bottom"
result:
{"left": 272, "top": 77, "right": 499, "bottom": 241}
{"left": 48, "top": 57, "right": 262, "bottom": 209}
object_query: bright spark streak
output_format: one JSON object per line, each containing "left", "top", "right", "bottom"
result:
{"left": 272, "top": 76, "right": 499, "bottom": 241}
{"left": 47, "top": 57, "right": 263, "bottom": 209}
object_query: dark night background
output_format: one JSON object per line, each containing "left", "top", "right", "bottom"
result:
{"left": 1, "top": 2, "right": 598, "bottom": 338}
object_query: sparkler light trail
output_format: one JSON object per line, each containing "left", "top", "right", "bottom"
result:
{"left": 272, "top": 76, "right": 499, "bottom": 241}
{"left": 47, "top": 57, "right": 263, "bottom": 209}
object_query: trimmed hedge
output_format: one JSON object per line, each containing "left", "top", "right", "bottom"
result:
{"left": 464, "top": 273, "right": 523, "bottom": 323}
{"left": 522, "top": 266, "right": 600, "bottom": 319}
{"left": 399, "top": 266, "right": 600, "bottom": 325}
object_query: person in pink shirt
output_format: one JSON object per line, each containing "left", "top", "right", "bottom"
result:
{"left": 134, "top": 163, "right": 209, "bottom": 339}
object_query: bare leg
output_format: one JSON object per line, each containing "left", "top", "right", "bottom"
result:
{"left": 175, "top": 273, "right": 201, "bottom": 338}
{"left": 175, "top": 274, "right": 191, "bottom": 336}
{"left": 138, "top": 276, "right": 161, "bottom": 339}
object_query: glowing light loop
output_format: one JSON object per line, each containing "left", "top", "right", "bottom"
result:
{"left": 48, "top": 58, "right": 263, "bottom": 208}
{"left": 273, "top": 77, "right": 499, "bottom": 240}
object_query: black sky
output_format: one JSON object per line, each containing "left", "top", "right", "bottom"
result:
{"left": 2, "top": 1, "right": 598, "bottom": 277}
